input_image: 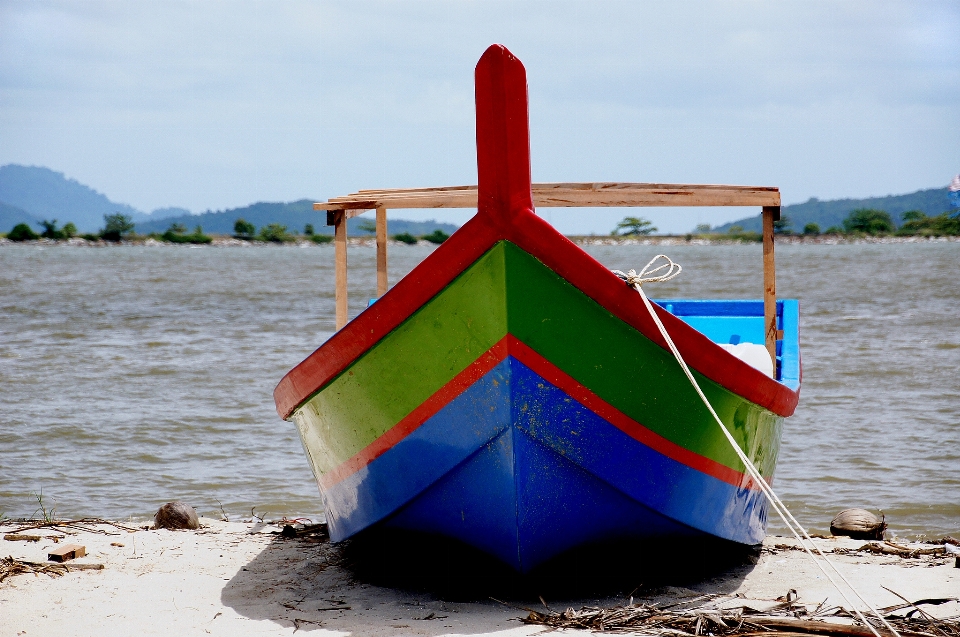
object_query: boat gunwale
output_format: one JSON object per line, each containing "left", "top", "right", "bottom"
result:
{"left": 273, "top": 227, "right": 800, "bottom": 420}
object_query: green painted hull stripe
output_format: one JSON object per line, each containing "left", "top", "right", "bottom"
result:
{"left": 293, "top": 241, "right": 780, "bottom": 477}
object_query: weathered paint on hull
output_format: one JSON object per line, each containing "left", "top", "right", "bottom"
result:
{"left": 289, "top": 241, "right": 783, "bottom": 570}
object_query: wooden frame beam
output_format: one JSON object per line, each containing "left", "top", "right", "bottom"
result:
{"left": 316, "top": 182, "right": 780, "bottom": 215}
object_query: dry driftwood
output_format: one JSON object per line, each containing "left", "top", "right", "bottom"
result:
{"left": 830, "top": 509, "right": 887, "bottom": 540}
{"left": 6, "top": 518, "right": 138, "bottom": 536}
{"left": 856, "top": 542, "right": 946, "bottom": 558}
{"left": 0, "top": 556, "right": 104, "bottom": 583}
{"left": 3, "top": 534, "right": 41, "bottom": 542}
{"left": 519, "top": 593, "right": 960, "bottom": 636}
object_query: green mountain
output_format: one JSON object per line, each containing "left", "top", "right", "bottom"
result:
{"left": 0, "top": 165, "right": 460, "bottom": 238}
{"left": 135, "top": 199, "right": 459, "bottom": 237}
{"left": 712, "top": 187, "right": 952, "bottom": 233}
{"left": 0, "top": 164, "right": 145, "bottom": 232}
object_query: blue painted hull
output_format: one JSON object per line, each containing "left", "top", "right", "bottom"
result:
{"left": 321, "top": 357, "right": 770, "bottom": 572}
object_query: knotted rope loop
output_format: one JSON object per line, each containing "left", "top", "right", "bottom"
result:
{"left": 612, "top": 254, "right": 682, "bottom": 289}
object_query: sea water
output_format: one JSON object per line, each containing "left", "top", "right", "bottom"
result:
{"left": 1, "top": 241, "right": 957, "bottom": 538}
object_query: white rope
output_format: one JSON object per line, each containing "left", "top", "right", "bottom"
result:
{"left": 620, "top": 255, "right": 900, "bottom": 637}
{"left": 611, "top": 253, "right": 683, "bottom": 288}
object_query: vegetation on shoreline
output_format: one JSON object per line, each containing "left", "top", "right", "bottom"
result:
{"left": 158, "top": 223, "right": 212, "bottom": 244}
{"left": 622, "top": 206, "right": 960, "bottom": 242}
{"left": 6, "top": 208, "right": 957, "bottom": 244}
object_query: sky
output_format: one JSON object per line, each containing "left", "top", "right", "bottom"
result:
{"left": 1, "top": 0, "right": 958, "bottom": 234}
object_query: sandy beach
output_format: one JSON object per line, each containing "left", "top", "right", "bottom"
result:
{"left": 1, "top": 518, "right": 957, "bottom": 637}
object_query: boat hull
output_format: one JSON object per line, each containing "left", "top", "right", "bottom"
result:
{"left": 289, "top": 240, "right": 786, "bottom": 571}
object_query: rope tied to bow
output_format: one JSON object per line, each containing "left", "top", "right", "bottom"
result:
{"left": 612, "top": 253, "right": 900, "bottom": 637}
{"left": 611, "top": 254, "right": 682, "bottom": 289}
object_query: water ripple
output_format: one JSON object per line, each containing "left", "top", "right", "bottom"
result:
{"left": 1, "top": 242, "right": 957, "bottom": 538}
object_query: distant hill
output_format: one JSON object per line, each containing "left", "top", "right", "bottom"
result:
{"left": 0, "top": 164, "right": 146, "bottom": 232}
{"left": 134, "top": 199, "right": 459, "bottom": 237}
{"left": 0, "top": 201, "right": 38, "bottom": 230}
{"left": 713, "top": 187, "right": 952, "bottom": 233}
{"left": 0, "top": 165, "right": 460, "bottom": 237}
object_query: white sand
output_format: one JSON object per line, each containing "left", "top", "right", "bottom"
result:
{"left": 1, "top": 519, "right": 957, "bottom": 636}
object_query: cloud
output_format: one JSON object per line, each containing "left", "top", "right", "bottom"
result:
{"left": 1, "top": 0, "right": 957, "bottom": 234}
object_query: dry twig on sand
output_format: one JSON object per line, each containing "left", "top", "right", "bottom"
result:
{"left": 6, "top": 518, "right": 138, "bottom": 536}
{"left": 519, "top": 594, "right": 960, "bottom": 636}
{"left": 0, "top": 556, "right": 104, "bottom": 583}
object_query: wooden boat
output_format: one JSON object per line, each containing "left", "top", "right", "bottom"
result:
{"left": 274, "top": 45, "right": 801, "bottom": 572}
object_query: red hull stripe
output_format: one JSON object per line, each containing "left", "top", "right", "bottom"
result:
{"left": 318, "top": 334, "right": 758, "bottom": 491}
{"left": 505, "top": 336, "right": 753, "bottom": 489}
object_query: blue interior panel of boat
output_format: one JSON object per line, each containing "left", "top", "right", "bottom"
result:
{"left": 654, "top": 299, "right": 800, "bottom": 392}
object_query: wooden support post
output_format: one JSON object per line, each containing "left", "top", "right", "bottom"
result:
{"left": 762, "top": 206, "right": 779, "bottom": 366}
{"left": 334, "top": 210, "right": 348, "bottom": 330}
{"left": 376, "top": 207, "right": 388, "bottom": 297}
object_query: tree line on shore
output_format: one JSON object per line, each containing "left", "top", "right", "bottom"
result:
{"left": 3, "top": 215, "right": 451, "bottom": 245}
{"left": 8, "top": 207, "right": 957, "bottom": 244}
{"left": 612, "top": 208, "right": 960, "bottom": 239}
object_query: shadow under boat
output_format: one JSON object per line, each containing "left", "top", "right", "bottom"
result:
{"left": 220, "top": 524, "right": 757, "bottom": 633}
{"left": 340, "top": 526, "right": 759, "bottom": 600}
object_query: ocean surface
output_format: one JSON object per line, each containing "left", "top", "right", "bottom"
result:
{"left": 1, "top": 241, "right": 958, "bottom": 538}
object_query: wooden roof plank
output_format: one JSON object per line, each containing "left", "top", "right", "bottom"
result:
{"left": 314, "top": 182, "right": 780, "bottom": 211}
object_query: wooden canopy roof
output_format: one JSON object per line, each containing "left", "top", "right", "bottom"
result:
{"left": 314, "top": 182, "right": 781, "bottom": 220}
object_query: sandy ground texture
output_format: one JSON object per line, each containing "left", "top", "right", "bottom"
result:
{"left": 1, "top": 518, "right": 957, "bottom": 637}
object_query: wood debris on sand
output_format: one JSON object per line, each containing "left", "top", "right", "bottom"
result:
{"left": 3, "top": 534, "right": 41, "bottom": 542}
{"left": 519, "top": 592, "right": 960, "bottom": 636}
{"left": 0, "top": 556, "right": 104, "bottom": 583}
{"left": 5, "top": 518, "right": 139, "bottom": 536}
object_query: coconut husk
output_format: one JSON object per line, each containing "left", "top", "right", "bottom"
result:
{"left": 830, "top": 509, "right": 886, "bottom": 540}
{"left": 153, "top": 502, "right": 199, "bottom": 530}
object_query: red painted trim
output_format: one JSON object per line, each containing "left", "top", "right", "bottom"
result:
{"left": 317, "top": 334, "right": 761, "bottom": 491}
{"left": 274, "top": 44, "right": 800, "bottom": 420}
{"left": 505, "top": 336, "right": 754, "bottom": 489}
{"left": 317, "top": 337, "right": 510, "bottom": 489}
{"left": 273, "top": 215, "right": 499, "bottom": 419}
